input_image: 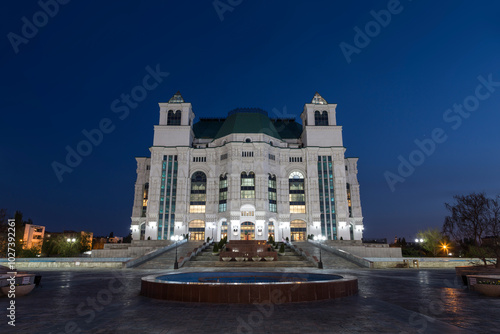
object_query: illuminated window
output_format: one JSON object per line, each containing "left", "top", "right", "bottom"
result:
{"left": 241, "top": 211, "right": 254, "bottom": 217}
{"left": 241, "top": 172, "right": 255, "bottom": 199}
{"left": 346, "top": 183, "right": 352, "bottom": 217}
{"left": 289, "top": 171, "right": 305, "bottom": 213}
{"left": 219, "top": 174, "right": 227, "bottom": 212}
{"left": 190, "top": 171, "right": 206, "bottom": 213}
{"left": 142, "top": 182, "right": 149, "bottom": 217}
{"left": 268, "top": 174, "right": 277, "bottom": 212}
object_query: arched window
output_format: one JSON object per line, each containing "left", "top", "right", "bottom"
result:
{"left": 240, "top": 222, "right": 255, "bottom": 240}
{"left": 268, "top": 174, "right": 277, "bottom": 212}
{"left": 241, "top": 172, "right": 255, "bottom": 199}
{"left": 245, "top": 138, "right": 252, "bottom": 143}
{"left": 289, "top": 171, "right": 305, "bottom": 213}
{"left": 140, "top": 222, "right": 146, "bottom": 240}
{"left": 167, "top": 110, "right": 182, "bottom": 125}
{"left": 190, "top": 171, "right": 206, "bottom": 213}
{"left": 221, "top": 221, "right": 228, "bottom": 239}
{"left": 314, "top": 110, "right": 328, "bottom": 126}
{"left": 219, "top": 174, "right": 228, "bottom": 212}
{"left": 268, "top": 221, "right": 275, "bottom": 239}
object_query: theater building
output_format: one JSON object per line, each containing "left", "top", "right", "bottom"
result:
{"left": 130, "top": 92, "right": 364, "bottom": 242}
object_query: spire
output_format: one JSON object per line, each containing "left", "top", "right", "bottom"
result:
{"left": 168, "top": 91, "right": 185, "bottom": 103}
{"left": 311, "top": 92, "right": 327, "bottom": 105}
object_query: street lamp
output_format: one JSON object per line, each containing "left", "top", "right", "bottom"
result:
{"left": 170, "top": 235, "right": 184, "bottom": 269}
{"left": 314, "top": 235, "right": 327, "bottom": 269}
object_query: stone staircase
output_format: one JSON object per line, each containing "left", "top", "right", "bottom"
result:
{"left": 184, "top": 243, "right": 315, "bottom": 268}
{"left": 134, "top": 241, "right": 204, "bottom": 269}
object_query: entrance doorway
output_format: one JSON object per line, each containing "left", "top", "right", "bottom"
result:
{"left": 240, "top": 222, "right": 255, "bottom": 240}
{"left": 189, "top": 220, "right": 205, "bottom": 241}
{"left": 290, "top": 220, "right": 306, "bottom": 241}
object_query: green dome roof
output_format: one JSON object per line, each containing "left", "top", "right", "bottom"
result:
{"left": 192, "top": 108, "right": 303, "bottom": 140}
{"left": 214, "top": 109, "right": 282, "bottom": 140}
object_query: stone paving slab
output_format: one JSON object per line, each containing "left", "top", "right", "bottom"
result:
{"left": 1, "top": 268, "right": 499, "bottom": 333}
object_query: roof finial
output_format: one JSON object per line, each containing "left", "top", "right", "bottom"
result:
{"left": 169, "top": 91, "right": 185, "bottom": 103}
{"left": 311, "top": 92, "right": 327, "bottom": 105}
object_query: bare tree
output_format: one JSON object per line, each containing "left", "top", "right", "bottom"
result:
{"left": 443, "top": 193, "right": 500, "bottom": 267}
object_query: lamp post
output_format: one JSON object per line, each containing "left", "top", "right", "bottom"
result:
{"left": 314, "top": 235, "right": 326, "bottom": 269}
{"left": 171, "top": 235, "right": 184, "bottom": 269}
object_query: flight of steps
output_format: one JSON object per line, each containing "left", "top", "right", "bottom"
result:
{"left": 184, "top": 243, "right": 315, "bottom": 268}
{"left": 134, "top": 241, "right": 204, "bottom": 269}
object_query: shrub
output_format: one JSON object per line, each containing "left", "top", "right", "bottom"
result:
{"left": 212, "top": 243, "right": 219, "bottom": 253}
{"left": 279, "top": 244, "right": 285, "bottom": 253}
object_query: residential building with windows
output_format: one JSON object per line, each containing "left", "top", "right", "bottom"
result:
{"left": 130, "top": 92, "right": 364, "bottom": 241}
{"left": 22, "top": 223, "right": 45, "bottom": 250}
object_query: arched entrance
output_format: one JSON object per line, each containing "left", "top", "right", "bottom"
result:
{"left": 268, "top": 221, "right": 275, "bottom": 240}
{"left": 140, "top": 223, "right": 146, "bottom": 240}
{"left": 240, "top": 222, "right": 255, "bottom": 240}
{"left": 290, "top": 220, "right": 307, "bottom": 241}
{"left": 221, "top": 221, "right": 228, "bottom": 240}
{"left": 188, "top": 220, "right": 205, "bottom": 241}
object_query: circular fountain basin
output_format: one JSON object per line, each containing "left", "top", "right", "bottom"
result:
{"left": 141, "top": 271, "right": 357, "bottom": 303}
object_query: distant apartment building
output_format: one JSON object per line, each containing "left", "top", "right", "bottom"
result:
{"left": 22, "top": 223, "right": 45, "bottom": 250}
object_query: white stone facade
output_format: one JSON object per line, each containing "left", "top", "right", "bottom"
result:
{"left": 130, "top": 92, "right": 364, "bottom": 242}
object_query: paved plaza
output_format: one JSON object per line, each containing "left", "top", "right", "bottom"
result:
{"left": 3, "top": 267, "right": 500, "bottom": 333}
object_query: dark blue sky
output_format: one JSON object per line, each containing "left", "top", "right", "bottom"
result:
{"left": 1, "top": 1, "right": 499, "bottom": 240}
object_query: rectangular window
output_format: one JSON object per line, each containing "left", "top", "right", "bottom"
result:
{"left": 318, "top": 155, "right": 336, "bottom": 239}
{"left": 241, "top": 178, "right": 255, "bottom": 187}
{"left": 268, "top": 154, "right": 275, "bottom": 161}
{"left": 242, "top": 151, "right": 254, "bottom": 157}
{"left": 221, "top": 153, "right": 228, "bottom": 160}
{"left": 189, "top": 205, "right": 206, "bottom": 213}
{"left": 193, "top": 157, "right": 207, "bottom": 162}
{"left": 218, "top": 203, "right": 227, "bottom": 212}
{"left": 241, "top": 190, "right": 255, "bottom": 199}
{"left": 290, "top": 205, "right": 306, "bottom": 213}
{"left": 289, "top": 157, "right": 303, "bottom": 163}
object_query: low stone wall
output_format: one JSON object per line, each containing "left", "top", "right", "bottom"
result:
{"left": 366, "top": 257, "right": 496, "bottom": 269}
{"left": 336, "top": 245, "right": 402, "bottom": 258}
{"left": 309, "top": 241, "right": 372, "bottom": 268}
{"left": 0, "top": 258, "right": 131, "bottom": 269}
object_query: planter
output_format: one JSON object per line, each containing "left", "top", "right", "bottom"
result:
{"left": 252, "top": 257, "right": 261, "bottom": 262}
{"left": 235, "top": 257, "right": 245, "bottom": 262}
{"left": 264, "top": 257, "right": 275, "bottom": 261}
{"left": 222, "top": 257, "right": 232, "bottom": 262}
{"left": 456, "top": 265, "right": 500, "bottom": 285}
{"left": 1, "top": 284, "right": 35, "bottom": 297}
{"left": 467, "top": 275, "right": 500, "bottom": 297}
{"left": 212, "top": 252, "right": 220, "bottom": 256}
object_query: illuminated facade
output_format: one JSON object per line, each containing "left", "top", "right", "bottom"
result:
{"left": 130, "top": 92, "right": 364, "bottom": 241}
